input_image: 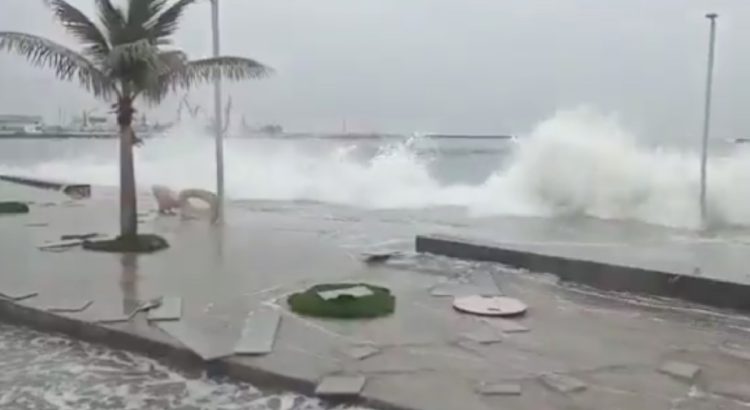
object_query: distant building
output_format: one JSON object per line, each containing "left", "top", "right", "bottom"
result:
{"left": 0, "top": 114, "right": 44, "bottom": 134}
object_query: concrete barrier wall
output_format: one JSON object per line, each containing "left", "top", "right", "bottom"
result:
{"left": 416, "top": 235, "right": 750, "bottom": 313}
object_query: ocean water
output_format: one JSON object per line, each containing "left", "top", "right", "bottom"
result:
{"left": 0, "top": 324, "right": 368, "bottom": 410}
{"left": 1, "top": 107, "right": 749, "bottom": 230}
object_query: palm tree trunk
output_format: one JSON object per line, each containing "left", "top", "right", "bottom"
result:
{"left": 117, "top": 96, "right": 138, "bottom": 239}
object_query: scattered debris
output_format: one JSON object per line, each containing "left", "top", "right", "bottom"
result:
{"left": 60, "top": 233, "right": 102, "bottom": 241}
{"left": 539, "top": 374, "right": 587, "bottom": 394}
{"left": 487, "top": 319, "right": 530, "bottom": 334}
{"left": 25, "top": 222, "right": 49, "bottom": 228}
{"left": 711, "top": 382, "right": 750, "bottom": 402}
{"left": 315, "top": 375, "right": 367, "bottom": 397}
{"left": 344, "top": 345, "right": 381, "bottom": 360}
{"left": 318, "top": 285, "right": 374, "bottom": 300}
{"left": 46, "top": 299, "right": 93, "bottom": 313}
{"left": 158, "top": 321, "right": 234, "bottom": 361}
{"left": 0, "top": 290, "right": 38, "bottom": 302}
{"left": 461, "top": 327, "right": 503, "bottom": 344}
{"left": 38, "top": 239, "right": 83, "bottom": 251}
{"left": 362, "top": 252, "right": 399, "bottom": 265}
{"left": 132, "top": 297, "right": 162, "bottom": 316}
{"left": 147, "top": 296, "right": 182, "bottom": 322}
{"left": 658, "top": 361, "right": 701, "bottom": 382}
{"left": 453, "top": 295, "right": 527, "bottom": 317}
{"left": 234, "top": 309, "right": 281, "bottom": 355}
{"left": 476, "top": 382, "right": 522, "bottom": 396}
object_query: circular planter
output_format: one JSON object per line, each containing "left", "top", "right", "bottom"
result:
{"left": 288, "top": 283, "right": 396, "bottom": 319}
{"left": 83, "top": 234, "right": 169, "bottom": 254}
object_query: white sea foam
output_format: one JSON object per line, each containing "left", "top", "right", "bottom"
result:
{"left": 2, "top": 108, "right": 748, "bottom": 229}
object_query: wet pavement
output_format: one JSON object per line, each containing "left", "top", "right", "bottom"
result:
{"left": 0, "top": 323, "right": 366, "bottom": 410}
{"left": 4, "top": 181, "right": 750, "bottom": 409}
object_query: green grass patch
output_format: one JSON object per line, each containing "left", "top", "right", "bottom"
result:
{"left": 287, "top": 283, "right": 395, "bottom": 319}
{"left": 82, "top": 234, "right": 169, "bottom": 254}
{"left": 0, "top": 201, "right": 29, "bottom": 214}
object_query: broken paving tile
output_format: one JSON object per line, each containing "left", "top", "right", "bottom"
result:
{"left": 344, "top": 345, "right": 381, "bottom": 360}
{"left": 711, "top": 382, "right": 750, "bottom": 402}
{"left": 315, "top": 375, "right": 367, "bottom": 397}
{"left": 234, "top": 309, "right": 281, "bottom": 355}
{"left": 318, "top": 286, "right": 373, "bottom": 300}
{"left": 158, "top": 321, "right": 233, "bottom": 361}
{"left": 147, "top": 297, "right": 182, "bottom": 322}
{"left": 488, "top": 319, "right": 530, "bottom": 334}
{"left": 60, "top": 233, "right": 102, "bottom": 241}
{"left": 46, "top": 299, "right": 93, "bottom": 313}
{"left": 461, "top": 327, "right": 503, "bottom": 344}
{"left": 539, "top": 374, "right": 587, "bottom": 394}
{"left": 477, "top": 382, "right": 522, "bottom": 396}
{"left": 659, "top": 361, "right": 701, "bottom": 382}
{"left": 38, "top": 239, "right": 83, "bottom": 251}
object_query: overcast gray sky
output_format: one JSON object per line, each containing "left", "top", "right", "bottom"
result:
{"left": 1, "top": 0, "right": 749, "bottom": 140}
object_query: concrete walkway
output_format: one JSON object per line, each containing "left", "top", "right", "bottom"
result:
{"left": 3, "top": 183, "right": 750, "bottom": 409}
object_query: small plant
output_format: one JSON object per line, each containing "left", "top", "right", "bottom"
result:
{"left": 288, "top": 283, "right": 395, "bottom": 319}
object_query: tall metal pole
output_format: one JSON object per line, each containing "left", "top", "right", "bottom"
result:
{"left": 211, "top": 0, "right": 225, "bottom": 223}
{"left": 699, "top": 13, "right": 718, "bottom": 229}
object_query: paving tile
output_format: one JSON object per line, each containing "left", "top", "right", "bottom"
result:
{"left": 539, "top": 374, "right": 587, "bottom": 394}
{"left": 659, "top": 361, "right": 701, "bottom": 382}
{"left": 461, "top": 326, "right": 503, "bottom": 344}
{"left": 234, "top": 309, "right": 281, "bottom": 355}
{"left": 476, "top": 382, "right": 522, "bottom": 396}
{"left": 157, "top": 321, "right": 234, "bottom": 361}
{"left": 147, "top": 297, "right": 182, "bottom": 322}
{"left": 315, "top": 375, "right": 367, "bottom": 397}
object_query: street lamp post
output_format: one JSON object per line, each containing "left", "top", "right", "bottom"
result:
{"left": 699, "top": 13, "right": 718, "bottom": 229}
{"left": 211, "top": 0, "right": 225, "bottom": 223}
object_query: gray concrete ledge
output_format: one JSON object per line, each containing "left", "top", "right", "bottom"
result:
{"left": 0, "top": 175, "right": 91, "bottom": 198}
{"left": 416, "top": 234, "right": 750, "bottom": 313}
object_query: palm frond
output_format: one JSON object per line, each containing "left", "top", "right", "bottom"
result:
{"left": 169, "top": 57, "right": 273, "bottom": 89}
{"left": 108, "top": 38, "right": 160, "bottom": 69}
{"left": 0, "top": 31, "right": 116, "bottom": 98}
{"left": 96, "top": 0, "right": 127, "bottom": 45}
{"left": 44, "top": 0, "right": 110, "bottom": 61}
{"left": 150, "top": 0, "right": 196, "bottom": 44}
{"left": 128, "top": 0, "right": 168, "bottom": 29}
{"left": 141, "top": 56, "right": 272, "bottom": 104}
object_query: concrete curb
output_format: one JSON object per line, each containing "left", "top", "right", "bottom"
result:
{"left": 0, "top": 175, "right": 91, "bottom": 198}
{"left": 416, "top": 234, "right": 750, "bottom": 313}
{"left": 0, "top": 298, "right": 413, "bottom": 410}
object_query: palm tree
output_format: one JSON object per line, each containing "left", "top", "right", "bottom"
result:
{"left": 0, "top": 0, "right": 271, "bottom": 242}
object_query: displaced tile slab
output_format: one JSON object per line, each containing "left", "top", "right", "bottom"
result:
{"left": 487, "top": 319, "right": 530, "bottom": 334}
{"left": 315, "top": 375, "right": 367, "bottom": 397}
{"left": 539, "top": 374, "right": 587, "bottom": 394}
{"left": 344, "top": 345, "right": 381, "bottom": 360}
{"left": 711, "top": 382, "right": 750, "bottom": 402}
{"left": 659, "top": 361, "right": 701, "bottom": 382}
{"left": 147, "top": 297, "right": 182, "bottom": 322}
{"left": 318, "top": 286, "right": 373, "bottom": 300}
{"left": 476, "top": 382, "right": 522, "bottom": 396}
{"left": 234, "top": 309, "right": 281, "bottom": 355}
{"left": 461, "top": 327, "right": 503, "bottom": 344}
{"left": 157, "top": 321, "right": 234, "bottom": 361}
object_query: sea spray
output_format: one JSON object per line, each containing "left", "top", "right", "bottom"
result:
{"left": 2, "top": 108, "right": 749, "bottom": 229}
